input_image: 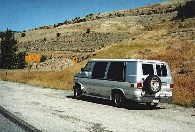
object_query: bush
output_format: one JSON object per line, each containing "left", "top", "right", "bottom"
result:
{"left": 191, "top": 100, "right": 195, "bottom": 108}
{"left": 86, "top": 28, "right": 90, "bottom": 33}
{"left": 21, "top": 33, "right": 26, "bottom": 37}
{"left": 175, "top": 1, "right": 195, "bottom": 20}
{"left": 40, "top": 55, "right": 47, "bottom": 62}
{"left": 56, "top": 33, "right": 61, "bottom": 37}
{"left": 178, "top": 61, "right": 193, "bottom": 74}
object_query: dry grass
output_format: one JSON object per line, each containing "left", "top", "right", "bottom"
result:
{"left": 173, "top": 73, "right": 195, "bottom": 107}
{"left": 0, "top": 59, "right": 89, "bottom": 89}
{"left": 1, "top": 71, "right": 69, "bottom": 89}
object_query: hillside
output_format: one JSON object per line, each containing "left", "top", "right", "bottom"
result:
{"left": 1, "top": 0, "right": 195, "bottom": 107}
{"left": 13, "top": 0, "right": 194, "bottom": 70}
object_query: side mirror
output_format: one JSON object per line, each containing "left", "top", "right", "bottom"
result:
{"left": 81, "top": 68, "right": 84, "bottom": 72}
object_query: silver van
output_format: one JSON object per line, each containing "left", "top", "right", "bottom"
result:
{"left": 73, "top": 59, "right": 173, "bottom": 108}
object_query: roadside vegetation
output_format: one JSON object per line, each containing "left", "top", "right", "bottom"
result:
{"left": 0, "top": 29, "right": 26, "bottom": 69}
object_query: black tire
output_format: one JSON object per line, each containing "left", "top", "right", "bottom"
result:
{"left": 146, "top": 103, "right": 158, "bottom": 109}
{"left": 74, "top": 87, "right": 82, "bottom": 99}
{"left": 144, "top": 75, "right": 162, "bottom": 94}
{"left": 112, "top": 92, "right": 125, "bottom": 107}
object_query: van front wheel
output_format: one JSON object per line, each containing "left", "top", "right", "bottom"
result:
{"left": 113, "top": 92, "right": 125, "bottom": 107}
{"left": 74, "top": 88, "right": 82, "bottom": 99}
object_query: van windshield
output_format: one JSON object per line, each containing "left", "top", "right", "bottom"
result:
{"left": 83, "top": 62, "right": 92, "bottom": 71}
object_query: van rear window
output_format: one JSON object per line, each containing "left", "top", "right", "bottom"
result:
{"left": 156, "top": 65, "right": 162, "bottom": 76}
{"left": 156, "top": 65, "right": 167, "bottom": 77}
{"left": 142, "top": 64, "right": 154, "bottom": 75}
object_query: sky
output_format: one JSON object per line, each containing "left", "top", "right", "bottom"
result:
{"left": 0, "top": 0, "right": 166, "bottom": 31}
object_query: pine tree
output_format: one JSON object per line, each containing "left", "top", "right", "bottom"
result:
{"left": 16, "top": 51, "right": 26, "bottom": 69}
{"left": 0, "top": 29, "right": 18, "bottom": 69}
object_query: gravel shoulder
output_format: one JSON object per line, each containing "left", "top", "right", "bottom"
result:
{"left": 0, "top": 81, "right": 194, "bottom": 132}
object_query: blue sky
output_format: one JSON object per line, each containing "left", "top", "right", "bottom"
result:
{"left": 0, "top": 0, "right": 166, "bottom": 31}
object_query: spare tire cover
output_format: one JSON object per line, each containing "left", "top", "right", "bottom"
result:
{"left": 144, "top": 75, "right": 162, "bottom": 94}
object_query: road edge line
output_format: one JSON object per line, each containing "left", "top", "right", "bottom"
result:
{"left": 0, "top": 106, "right": 41, "bottom": 132}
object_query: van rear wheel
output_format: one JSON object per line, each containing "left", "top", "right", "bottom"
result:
{"left": 146, "top": 103, "right": 158, "bottom": 109}
{"left": 113, "top": 92, "right": 125, "bottom": 107}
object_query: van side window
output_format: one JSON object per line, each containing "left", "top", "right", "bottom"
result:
{"left": 83, "top": 62, "right": 92, "bottom": 71}
{"left": 142, "top": 64, "right": 154, "bottom": 75}
{"left": 107, "top": 62, "right": 125, "bottom": 81}
{"left": 92, "top": 62, "right": 108, "bottom": 79}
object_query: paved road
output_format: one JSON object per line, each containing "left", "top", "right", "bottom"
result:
{"left": 0, "top": 113, "right": 26, "bottom": 132}
{"left": 0, "top": 81, "right": 195, "bottom": 132}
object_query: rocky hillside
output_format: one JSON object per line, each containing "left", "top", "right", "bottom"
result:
{"left": 14, "top": 0, "right": 195, "bottom": 70}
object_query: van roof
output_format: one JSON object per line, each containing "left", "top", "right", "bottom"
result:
{"left": 91, "top": 59, "right": 166, "bottom": 63}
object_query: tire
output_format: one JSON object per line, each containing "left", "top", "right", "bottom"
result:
{"left": 74, "top": 87, "right": 82, "bottom": 99}
{"left": 113, "top": 92, "right": 125, "bottom": 107}
{"left": 144, "top": 75, "right": 162, "bottom": 94}
{"left": 146, "top": 103, "right": 158, "bottom": 109}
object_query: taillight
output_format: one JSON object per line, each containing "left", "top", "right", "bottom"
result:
{"left": 170, "top": 84, "right": 174, "bottom": 89}
{"left": 137, "top": 83, "right": 143, "bottom": 89}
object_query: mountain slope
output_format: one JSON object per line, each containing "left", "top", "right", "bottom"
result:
{"left": 13, "top": 0, "right": 194, "bottom": 70}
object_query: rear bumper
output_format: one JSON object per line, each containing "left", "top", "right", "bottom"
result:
{"left": 125, "top": 89, "right": 173, "bottom": 103}
{"left": 132, "top": 95, "right": 172, "bottom": 103}
{"left": 160, "top": 96, "right": 173, "bottom": 103}
{"left": 133, "top": 96, "right": 160, "bottom": 103}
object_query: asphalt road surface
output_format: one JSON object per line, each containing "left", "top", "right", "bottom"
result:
{"left": 0, "top": 113, "right": 26, "bottom": 132}
{"left": 0, "top": 81, "right": 194, "bottom": 132}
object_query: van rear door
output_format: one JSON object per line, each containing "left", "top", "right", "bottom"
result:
{"left": 155, "top": 63, "right": 173, "bottom": 97}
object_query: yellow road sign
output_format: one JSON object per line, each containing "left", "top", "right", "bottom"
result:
{"left": 25, "top": 54, "right": 41, "bottom": 63}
